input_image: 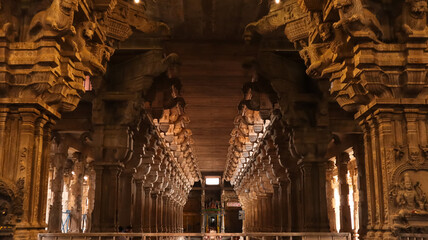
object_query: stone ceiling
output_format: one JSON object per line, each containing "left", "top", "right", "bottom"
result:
{"left": 140, "top": 0, "right": 269, "bottom": 172}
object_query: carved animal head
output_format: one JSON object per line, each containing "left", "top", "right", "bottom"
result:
{"left": 59, "top": 0, "right": 79, "bottom": 17}
{"left": 82, "top": 22, "right": 96, "bottom": 40}
{"left": 334, "top": 0, "right": 353, "bottom": 9}
{"left": 408, "top": 0, "right": 428, "bottom": 19}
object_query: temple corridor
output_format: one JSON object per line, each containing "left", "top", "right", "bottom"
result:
{"left": 1, "top": 0, "right": 428, "bottom": 240}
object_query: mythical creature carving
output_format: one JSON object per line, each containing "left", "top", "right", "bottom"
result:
{"left": 67, "top": 21, "right": 112, "bottom": 74}
{"left": 396, "top": 0, "right": 428, "bottom": 41}
{"left": 304, "top": 25, "right": 345, "bottom": 78}
{"left": 0, "top": 1, "right": 18, "bottom": 42}
{"left": 333, "top": 0, "right": 383, "bottom": 42}
{"left": 28, "top": 0, "right": 78, "bottom": 41}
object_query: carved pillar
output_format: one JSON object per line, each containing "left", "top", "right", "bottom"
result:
{"left": 288, "top": 170, "right": 302, "bottom": 232}
{"left": 133, "top": 178, "right": 144, "bottom": 232}
{"left": 118, "top": 168, "right": 135, "bottom": 229}
{"left": 271, "top": 184, "right": 280, "bottom": 232}
{"left": 91, "top": 162, "right": 123, "bottom": 232}
{"left": 85, "top": 168, "right": 96, "bottom": 232}
{"left": 143, "top": 186, "right": 152, "bottom": 232}
{"left": 172, "top": 200, "right": 177, "bottom": 232}
{"left": 0, "top": 109, "right": 56, "bottom": 239}
{"left": 69, "top": 153, "right": 85, "bottom": 233}
{"left": 293, "top": 151, "right": 330, "bottom": 233}
{"left": 156, "top": 191, "right": 163, "bottom": 232}
{"left": 326, "top": 160, "right": 338, "bottom": 232}
{"left": 47, "top": 136, "right": 68, "bottom": 233}
{"left": 357, "top": 105, "right": 428, "bottom": 239}
{"left": 150, "top": 191, "right": 159, "bottom": 232}
{"left": 353, "top": 141, "right": 367, "bottom": 238}
{"left": 337, "top": 152, "right": 352, "bottom": 233}
{"left": 162, "top": 192, "right": 169, "bottom": 232}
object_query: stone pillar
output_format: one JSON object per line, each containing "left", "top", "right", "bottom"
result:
{"left": 91, "top": 163, "right": 123, "bottom": 232}
{"left": 265, "top": 193, "right": 273, "bottom": 232}
{"left": 85, "top": 168, "right": 96, "bottom": 233}
{"left": 288, "top": 170, "right": 301, "bottom": 232}
{"left": 157, "top": 191, "right": 163, "bottom": 232}
{"left": 0, "top": 108, "right": 56, "bottom": 239}
{"left": 353, "top": 141, "right": 367, "bottom": 238}
{"left": 118, "top": 168, "right": 135, "bottom": 229}
{"left": 133, "top": 178, "right": 144, "bottom": 232}
{"left": 337, "top": 152, "right": 352, "bottom": 233}
{"left": 201, "top": 190, "right": 205, "bottom": 233}
{"left": 271, "top": 184, "right": 280, "bottom": 232}
{"left": 162, "top": 193, "right": 169, "bottom": 232}
{"left": 279, "top": 179, "right": 291, "bottom": 232}
{"left": 325, "top": 160, "right": 338, "bottom": 232}
{"left": 143, "top": 186, "right": 152, "bottom": 232}
{"left": 69, "top": 153, "right": 85, "bottom": 232}
{"left": 257, "top": 194, "right": 267, "bottom": 232}
{"left": 150, "top": 191, "right": 158, "bottom": 232}
{"left": 299, "top": 161, "right": 330, "bottom": 232}
{"left": 172, "top": 200, "right": 177, "bottom": 232}
{"left": 221, "top": 207, "right": 225, "bottom": 233}
{"left": 47, "top": 137, "right": 68, "bottom": 233}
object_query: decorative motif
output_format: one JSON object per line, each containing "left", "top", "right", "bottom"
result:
{"left": 28, "top": 0, "right": 78, "bottom": 41}
{"left": 395, "top": 0, "right": 428, "bottom": 41}
{"left": 394, "top": 145, "right": 405, "bottom": 162}
{"left": 0, "top": 1, "right": 18, "bottom": 42}
{"left": 333, "top": 0, "right": 383, "bottom": 42}
{"left": 391, "top": 172, "right": 427, "bottom": 212}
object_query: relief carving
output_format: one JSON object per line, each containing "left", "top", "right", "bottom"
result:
{"left": 395, "top": 0, "right": 428, "bottom": 41}
{"left": 67, "top": 21, "right": 113, "bottom": 74}
{"left": 394, "top": 145, "right": 405, "bottom": 162}
{"left": 0, "top": 178, "right": 24, "bottom": 227}
{"left": 0, "top": 1, "right": 18, "bottom": 42}
{"left": 28, "top": 0, "right": 78, "bottom": 41}
{"left": 333, "top": 0, "right": 383, "bottom": 42}
{"left": 390, "top": 172, "right": 428, "bottom": 219}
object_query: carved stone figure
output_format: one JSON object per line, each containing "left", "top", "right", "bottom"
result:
{"left": 0, "top": 1, "right": 18, "bottom": 42}
{"left": 28, "top": 0, "right": 78, "bottom": 41}
{"left": 66, "top": 21, "right": 110, "bottom": 73}
{"left": 0, "top": 199, "right": 11, "bottom": 225}
{"left": 393, "top": 173, "right": 427, "bottom": 214}
{"left": 333, "top": 0, "right": 383, "bottom": 42}
{"left": 395, "top": 0, "right": 428, "bottom": 41}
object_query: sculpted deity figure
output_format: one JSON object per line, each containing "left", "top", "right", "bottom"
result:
{"left": 395, "top": 173, "right": 427, "bottom": 214}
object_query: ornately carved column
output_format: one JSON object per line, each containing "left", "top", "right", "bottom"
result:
{"left": 47, "top": 135, "right": 68, "bottom": 233}
{"left": 69, "top": 152, "right": 86, "bottom": 232}
{"left": 337, "top": 152, "right": 352, "bottom": 233}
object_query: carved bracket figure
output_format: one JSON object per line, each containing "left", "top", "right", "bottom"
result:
{"left": 28, "top": 0, "right": 78, "bottom": 41}
{"left": 395, "top": 0, "right": 428, "bottom": 41}
{"left": 333, "top": 0, "right": 383, "bottom": 42}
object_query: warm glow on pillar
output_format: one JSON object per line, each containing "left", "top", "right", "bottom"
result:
{"left": 134, "top": 0, "right": 140, "bottom": 3}
{"left": 275, "top": 0, "right": 280, "bottom": 4}
{"left": 333, "top": 175, "right": 341, "bottom": 232}
{"left": 348, "top": 171, "right": 355, "bottom": 230}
